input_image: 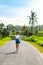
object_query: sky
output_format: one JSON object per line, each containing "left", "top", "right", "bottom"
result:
{"left": 0, "top": 0, "right": 43, "bottom": 26}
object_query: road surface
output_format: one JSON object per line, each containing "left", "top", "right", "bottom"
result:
{"left": 0, "top": 40, "right": 43, "bottom": 65}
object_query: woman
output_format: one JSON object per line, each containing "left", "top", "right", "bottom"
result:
{"left": 15, "top": 32, "right": 21, "bottom": 53}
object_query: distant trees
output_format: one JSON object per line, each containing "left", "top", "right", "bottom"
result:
{"left": 7, "top": 24, "right": 14, "bottom": 31}
{"left": 0, "top": 23, "right": 9, "bottom": 37}
{"left": 0, "top": 23, "right": 4, "bottom": 35}
{"left": 7, "top": 24, "right": 15, "bottom": 35}
{"left": 0, "top": 23, "right": 4, "bottom": 29}
{"left": 21, "top": 25, "right": 29, "bottom": 36}
{"left": 1, "top": 28, "right": 9, "bottom": 37}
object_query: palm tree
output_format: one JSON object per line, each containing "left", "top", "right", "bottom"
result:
{"left": 28, "top": 10, "right": 38, "bottom": 34}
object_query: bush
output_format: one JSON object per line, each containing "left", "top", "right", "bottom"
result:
{"left": 38, "top": 31, "right": 43, "bottom": 36}
{"left": 28, "top": 32, "right": 33, "bottom": 36}
{"left": 23, "top": 35, "right": 37, "bottom": 42}
{"left": 37, "top": 41, "right": 43, "bottom": 47}
{"left": 1, "top": 28, "right": 9, "bottom": 37}
{"left": 23, "top": 35, "right": 43, "bottom": 47}
{"left": 11, "top": 36, "right": 15, "bottom": 40}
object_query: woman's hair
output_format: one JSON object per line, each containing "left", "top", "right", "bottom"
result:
{"left": 16, "top": 32, "right": 19, "bottom": 34}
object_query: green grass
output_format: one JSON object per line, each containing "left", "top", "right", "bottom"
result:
{"left": 0, "top": 37, "right": 11, "bottom": 47}
{"left": 38, "top": 31, "right": 43, "bottom": 34}
{"left": 23, "top": 35, "right": 43, "bottom": 46}
{"left": 38, "top": 31, "right": 43, "bottom": 36}
{"left": 29, "top": 42, "right": 43, "bottom": 54}
{"left": 23, "top": 35, "right": 43, "bottom": 54}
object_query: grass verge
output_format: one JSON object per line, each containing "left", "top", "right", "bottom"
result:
{"left": 23, "top": 35, "right": 43, "bottom": 54}
{"left": 0, "top": 37, "right": 11, "bottom": 47}
{"left": 28, "top": 42, "right": 43, "bottom": 54}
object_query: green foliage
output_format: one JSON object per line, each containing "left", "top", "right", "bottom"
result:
{"left": 29, "top": 11, "right": 38, "bottom": 25}
{"left": 0, "top": 23, "right": 4, "bottom": 29}
{"left": 28, "top": 11, "right": 38, "bottom": 34}
{"left": 1, "top": 28, "right": 9, "bottom": 37}
{"left": 0, "top": 34, "right": 2, "bottom": 38}
{"left": 0, "top": 37, "right": 11, "bottom": 47}
{"left": 38, "top": 31, "right": 43, "bottom": 34}
{"left": 29, "top": 42, "right": 43, "bottom": 53}
{"left": 23, "top": 35, "right": 43, "bottom": 47}
{"left": 37, "top": 41, "right": 43, "bottom": 47}
{"left": 21, "top": 25, "right": 29, "bottom": 36}
{"left": 11, "top": 36, "right": 15, "bottom": 40}
{"left": 38, "top": 31, "right": 43, "bottom": 36}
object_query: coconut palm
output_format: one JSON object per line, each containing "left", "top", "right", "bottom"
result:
{"left": 28, "top": 10, "right": 38, "bottom": 34}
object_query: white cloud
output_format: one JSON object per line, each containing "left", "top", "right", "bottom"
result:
{"left": 0, "top": 16, "right": 29, "bottom": 26}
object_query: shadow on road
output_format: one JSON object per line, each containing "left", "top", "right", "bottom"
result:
{"left": 5, "top": 51, "right": 17, "bottom": 55}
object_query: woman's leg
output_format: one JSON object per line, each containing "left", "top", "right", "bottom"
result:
{"left": 16, "top": 44, "right": 19, "bottom": 52}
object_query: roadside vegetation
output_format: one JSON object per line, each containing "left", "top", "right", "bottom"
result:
{"left": 23, "top": 35, "right": 43, "bottom": 47}
{"left": 0, "top": 36, "right": 11, "bottom": 47}
{"left": 23, "top": 35, "right": 43, "bottom": 53}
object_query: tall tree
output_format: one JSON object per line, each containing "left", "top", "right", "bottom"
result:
{"left": 28, "top": 10, "right": 38, "bottom": 34}
{"left": 0, "top": 23, "right": 4, "bottom": 34}
{"left": 0, "top": 23, "right": 4, "bottom": 29}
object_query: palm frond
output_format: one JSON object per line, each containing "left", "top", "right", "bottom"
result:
{"left": 29, "top": 20, "right": 31, "bottom": 24}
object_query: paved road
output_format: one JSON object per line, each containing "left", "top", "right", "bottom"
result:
{"left": 0, "top": 40, "right": 43, "bottom": 65}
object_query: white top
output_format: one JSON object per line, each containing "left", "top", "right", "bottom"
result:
{"left": 15, "top": 35, "right": 21, "bottom": 39}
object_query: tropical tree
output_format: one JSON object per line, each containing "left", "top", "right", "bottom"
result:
{"left": 0, "top": 23, "right": 4, "bottom": 29}
{"left": 0, "top": 23, "right": 4, "bottom": 35}
{"left": 21, "top": 25, "right": 28, "bottom": 36}
{"left": 28, "top": 10, "right": 38, "bottom": 34}
{"left": 7, "top": 24, "right": 14, "bottom": 34}
{"left": 1, "top": 28, "right": 9, "bottom": 37}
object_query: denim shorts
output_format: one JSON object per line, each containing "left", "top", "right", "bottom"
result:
{"left": 16, "top": 39, "right": 20, "bottom": 44}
